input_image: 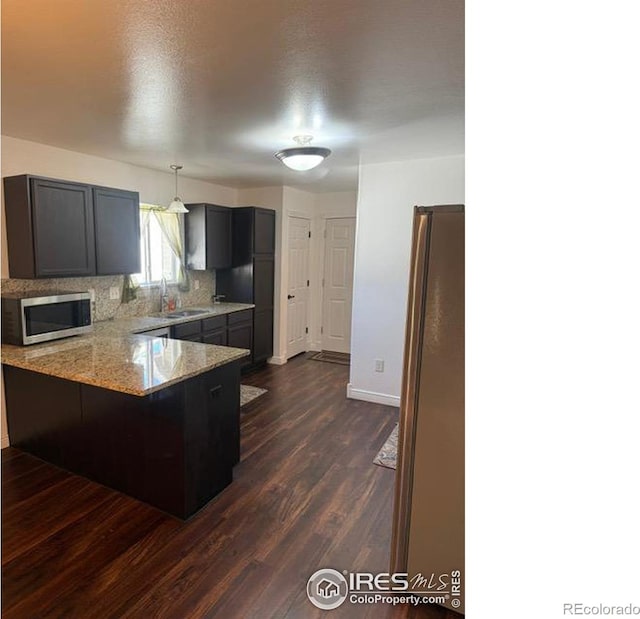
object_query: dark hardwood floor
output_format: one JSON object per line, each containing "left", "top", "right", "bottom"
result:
{"left": 2, "top": 354, "right": 459, "bottom": 619}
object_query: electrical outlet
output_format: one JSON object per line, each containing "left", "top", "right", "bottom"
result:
{"left": 375, "top": 359, "right": 384, "bottom": 373}
{"left": 194, "top": 279, "right": 200, "bottom": 290}
{"left": 109, "top": 286, "right": 120, "bottom": 300}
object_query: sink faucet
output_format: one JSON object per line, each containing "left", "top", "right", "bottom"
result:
{"left": 160, "top": 277, "right": 170, "bottom": 312}
{"left": 212, "top": 294, "right": 226, "bottom": 304}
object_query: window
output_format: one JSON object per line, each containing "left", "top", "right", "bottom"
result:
{"left": 135, "top": 208, "right": 181, "bottom": 285}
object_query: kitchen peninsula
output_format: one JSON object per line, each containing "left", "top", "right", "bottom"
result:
{"left": 1, "top": 304, "right": 254, "bottom": 519}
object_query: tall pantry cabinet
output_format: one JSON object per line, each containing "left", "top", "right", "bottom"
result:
{"left": 216, "top": 207, "right": 275, "bottom": 368}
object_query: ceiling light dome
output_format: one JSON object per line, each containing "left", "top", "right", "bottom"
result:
{"left": 275, "top": 135, "right": 331, "bottom": 171}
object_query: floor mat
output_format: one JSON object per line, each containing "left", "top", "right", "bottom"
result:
{"left": 240, "top": 385, "right": 267, "bottom": 407}
{"left": 373, "top": 424, "right": 398, "bottom": 470}
{"left": 310, "top": 350, "right": 350, "bottom": 366}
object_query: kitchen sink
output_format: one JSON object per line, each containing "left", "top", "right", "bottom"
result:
{"left": 164, "top": 309, "right": 209, "bottom": 318}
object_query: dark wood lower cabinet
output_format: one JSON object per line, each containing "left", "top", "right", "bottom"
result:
{"left": 2, "top": 362, "right": 241, "bottom": 519}
{"left": 202, "top": 329, "right": 227, "bottom": 346}
{"left": 226, "top": 309, "right": 254, "bottom": 370}
{"left": 171, "top": 311, "right": 255, "bottom": 371}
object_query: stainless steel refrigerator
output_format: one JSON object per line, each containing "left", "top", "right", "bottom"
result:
{"left": 390, "top": 205, "right": 465, "bottom": 614}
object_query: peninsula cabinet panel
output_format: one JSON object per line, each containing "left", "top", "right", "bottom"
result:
{"left": 93, "top": 187, "right": 141, "bottom": 275}
{"left": 2, "top": 362, "right": 242, "bottom": 519}
{"left": 184, "top": 362, "right": 239, "bottom": 516}
{"left": 2, "top": 365, "right": 84, "bottom": 469}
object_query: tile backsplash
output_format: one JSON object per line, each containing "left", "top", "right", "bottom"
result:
{"left": 0, "top": 271, "right": 216, "bottom": 322}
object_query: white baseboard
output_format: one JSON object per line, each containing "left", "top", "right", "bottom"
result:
{"left": 267, "top": 355, "right": 287, "bottom": 366}
{"left": 346, "top": 384, "right": 400, "bottom": 407}
{"left": 1, "top": 435, "right": 9, "bottom": 449}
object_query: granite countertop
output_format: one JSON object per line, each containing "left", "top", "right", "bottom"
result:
{"left": 0, "top": 303, "right": 254, "bottom": 396}
{"left": 92, "top": 302, "right": 255, "bottom": 337}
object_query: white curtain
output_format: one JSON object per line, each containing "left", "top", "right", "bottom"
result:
{"left": 153, "top": 210, "right": 189, "bottom": 291}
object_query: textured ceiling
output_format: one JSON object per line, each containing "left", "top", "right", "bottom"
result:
{"left": 1, "top": 0, "right": 464, "bottom": 192}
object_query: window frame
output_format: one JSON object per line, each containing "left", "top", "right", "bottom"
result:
{"left": 134, "top": 207, "right": 181, "bottom": 287}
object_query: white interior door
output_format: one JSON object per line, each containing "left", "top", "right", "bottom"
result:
{"left": 322, "top": 218, "right": 356, "bottom": 354}
{"left": 287, "top": 217, "right": 310, "bottom": 359}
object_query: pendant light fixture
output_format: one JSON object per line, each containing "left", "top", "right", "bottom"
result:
{"left": 166, "top": 164, "right": 189, "bottom": 213}
{"left": 275, "top": 135, "right": 331, "bottom": 171}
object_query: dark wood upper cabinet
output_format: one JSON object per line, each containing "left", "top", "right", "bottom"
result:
{"left": 3, "top": 174, "right": 140, "bottom": 279}
{"left": 185, "top": 204, "right": 232, "bottom": 270}
{"left": 254, "top": 209, "right": 276, "bottom": 255}
{"left": 231, "top": 206, "right": 276, "bottom": 265}
{"left": 4, "top": 176, "right": 96, "bottom": 278}
{"left": 93, "top": 187, "right": 141, "bottom": 275}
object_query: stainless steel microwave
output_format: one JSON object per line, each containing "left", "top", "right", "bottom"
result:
{"left": 1, "top": 291, "right": 92, "bottom": 346}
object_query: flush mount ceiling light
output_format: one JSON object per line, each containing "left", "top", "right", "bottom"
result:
{"left": 275, "top": 135, "right": 331, "bottom": 171}
{"left": 166, "top": 164, "right": 189, "bottom": 213}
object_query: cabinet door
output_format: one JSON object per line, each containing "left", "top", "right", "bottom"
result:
{"left": 227, "top": 322, "right": 253, "bottom": 367}
{"left": 181, "top": 334, "right": 203, "bottom": 343}
{"left": 171, "top": 320, "right": 202, "bottom": 339}
{"left": 94, "top": 187, "right": 140, "bottom": 274}
{"left": 206, "top": 207, "right": 232, "bottom": 269}
{"left": 184, "top": 363, "right": 240, "bottom": 514}
{"left": 231, "top": 208, "right": 254, "bottom": 265}
{"left": 253, "top": 255, "right": 274, "bottom": 311}
{"left": 31, "top": 178, "right": 95, "bottom": 277}
{"left": 202, "top": 329, "right": 227, "bottom": 346}
{"left": 253, "top": 309, "right": 273, "bottom": 364}
{"left": 254, "top": 208, "right": 275, "bottom": 254}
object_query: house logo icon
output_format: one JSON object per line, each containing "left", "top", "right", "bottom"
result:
{"left": 307, "top": 568, "right": 348, "bottom": 610}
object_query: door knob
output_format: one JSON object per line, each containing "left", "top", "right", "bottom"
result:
{"left": 288, "top": 294, "right": 295, "bottom": 299}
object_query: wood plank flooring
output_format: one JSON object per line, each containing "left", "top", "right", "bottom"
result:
{"left": 2, "top": 354, "right": 460, "bottom": 619}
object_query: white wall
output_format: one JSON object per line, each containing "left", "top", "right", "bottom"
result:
{"left": 348, "top": 155, "right": 464, "bottom": 406}
{"left": 0, "top": 135, "right": 239, "bottom": 448}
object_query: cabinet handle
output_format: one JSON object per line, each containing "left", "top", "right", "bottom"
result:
{"left": 209, "top": 385, "right": 222, "bottom": 398}
{"left": 287, "top": 294, "right": 295, "bottom": 299}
